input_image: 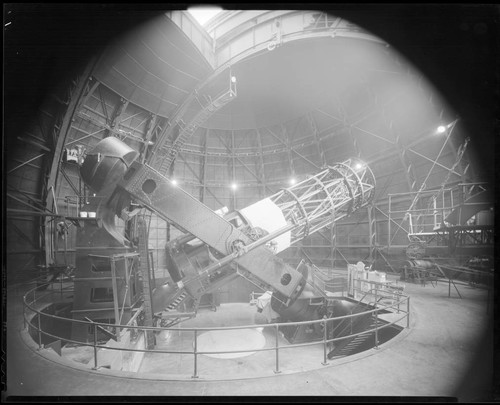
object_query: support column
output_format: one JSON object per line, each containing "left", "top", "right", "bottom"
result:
{"left": 308, "top": 112, "right": 326, "bottom": 167}
{"left": 256, "top": 129, "right": 267, "bottom": 198}
{"left": 367, "top": 205, "right": 377, "bottom": 262}
{"left": 43, "top": 57, "right": 98, "bottom": 265}
{"left": 199, "top": 128, "right": 209, "bottom": 203}
{"left": 231, "top": 130, "right": 236, "bottom": 211}
{"left": 283, "top": 124, "right": 295, "bottom": 182}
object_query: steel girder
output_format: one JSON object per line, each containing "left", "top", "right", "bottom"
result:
{"left": 43, "top": 60, "right": 98, "bottom": 266}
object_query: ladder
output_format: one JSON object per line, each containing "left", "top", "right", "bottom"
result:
{"left": 137, "top": 216, "right": 155, "bottom": 349}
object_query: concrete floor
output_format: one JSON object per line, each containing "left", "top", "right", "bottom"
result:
{"left": 3, "top": 274, "right": 495, "bottom": 401}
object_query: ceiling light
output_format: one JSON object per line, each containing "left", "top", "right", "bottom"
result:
{"left": 231, "top": 76, "right": 237, "bottom": 83}
{"left": 231, "top": 182, "right": 238, "bottom": 190}
{"left": 171, "top": 179, "right": 178, "bottom": 186}
{"left": 289, "top": 178, "right": 296, "bottom": 185}
{"left": 436, "top": 125, "right": 447, "bottom": 134}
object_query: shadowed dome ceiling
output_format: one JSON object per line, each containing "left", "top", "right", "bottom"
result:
{"left": 93, "top": 13, "right": 213, "bottom": 117}
{"left": 4, "top": 4, "right": 496, "bottom": 289}
{"left": 52, "top": 9, "right": 482, "bottom": 207}
{"left": 204, "top": 37, "right": 401, "bottom": 130}
{"left": 5, "top": 6, "right": 496, "bottom": 212}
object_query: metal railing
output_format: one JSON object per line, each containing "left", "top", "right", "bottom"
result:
{"left": 23, "top": 280, "right": 410, "bottom": 379}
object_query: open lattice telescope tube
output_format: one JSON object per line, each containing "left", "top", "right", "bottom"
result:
{"left": 239, "top": 160, "right": 376, "bottom": 254}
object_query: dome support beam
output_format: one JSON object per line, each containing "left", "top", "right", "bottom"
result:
{"left": 209, "top": 11, "right": 385, "bottom": 70}
{"left": 43, "top": 58, "right": 98, "bottom": 266}
{"left": 148, "top": 69, "right": 238, "bottom": 175}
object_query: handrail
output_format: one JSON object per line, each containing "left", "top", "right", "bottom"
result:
{"left": 24, "top": 281, "right": 409, "bottom": 332}
{"left": 324, "top": 287, "right": 387, "bottom": 339}
{"left": 23, "top": 280, "right": 410, "bottom": 377}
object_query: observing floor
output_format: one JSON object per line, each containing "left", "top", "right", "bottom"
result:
{"left": 4, "top": 274, "right": 495, "bottom": 401}
{"left": 137, "top": 302, "right": 403, "bottom": 379}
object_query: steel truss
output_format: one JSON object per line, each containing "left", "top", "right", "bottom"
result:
{"left": 270, "top": 158, "right": 376, "bottom": 245}
{"left": 148, "top": 70, "right": 238, "bottom": 175}
{"left": 436, "top": 226, "right": 494, "bottom": 254}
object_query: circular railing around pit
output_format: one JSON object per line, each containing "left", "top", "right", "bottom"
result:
{"left": 23, "top": 281, "right": 410, "bottom": 379}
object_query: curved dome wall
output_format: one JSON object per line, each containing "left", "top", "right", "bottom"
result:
{"left": 54, "top": 9, "right": 473, "bottom": 212}
{"left": 170, "top": 25, "right": 459, "bottom": 210}
{"left": 93, "top": 13, "right": 213, "bottom": 118}
{"left": 6, "top": 6, "right": 495, "bottom": 283}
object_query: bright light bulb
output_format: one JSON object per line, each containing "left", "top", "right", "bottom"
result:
{"left": 231, "top": 183, "right": 238, "bottom": 190}
{"left": 355, "top": 163, "right": 364, "bottom": 170}
{"left": 289, "top": 178, "right": 296, "bottom": 185}
{"left": 231, "top": 76, "right": 237, "bottom": 83}
{"left": 437, "top": 125, "right": 447, "bottom": 134}
{"left": 171, "top": 179, "right": 178, "bottom": 186}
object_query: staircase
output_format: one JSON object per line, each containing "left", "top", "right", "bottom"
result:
{"left": 164, "top": 290, "right": 188, "bottom": 312}
{"left": 327, "top": 314, "right": 379, "bottom": 359}
{"left": 324, "top": 288, "right": 388, "bottom": 359}
{"left": 154, "top": 85, "right": 237, "bottom": 176}
{"left": 157, "top": 289, "right": 193, "bottom": 328}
